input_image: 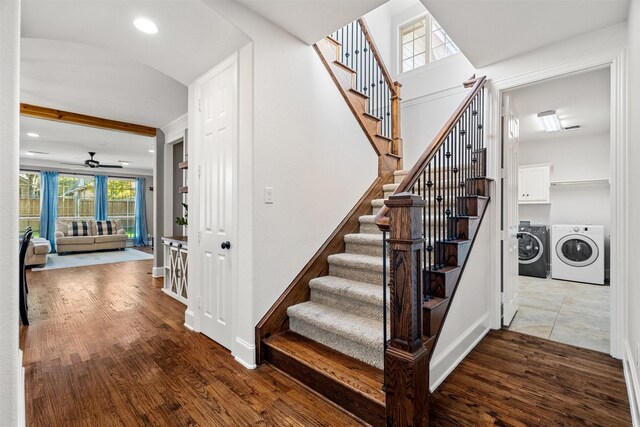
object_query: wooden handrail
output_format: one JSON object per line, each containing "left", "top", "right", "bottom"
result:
{"left": 357, "top": 18, "right": 398, "bottom": 97}
{"left": 375, "top": 75, "right": 486, "bottom": 230}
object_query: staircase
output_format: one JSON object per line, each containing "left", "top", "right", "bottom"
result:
{"left": 256, "top": 17, "right": 491, "bottom": 427}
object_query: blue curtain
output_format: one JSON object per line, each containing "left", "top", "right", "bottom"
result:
{"left": 94, "top": 175, "right": 108, "bottom": 221}
{"left": 40, "top": 171, "right": 59, "bottom": 252}
{"left": 133, "top": 177, "right": 149, "bottom": 246}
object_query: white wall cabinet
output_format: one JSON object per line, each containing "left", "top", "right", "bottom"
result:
{"left": 518, "top": 165, "right": 550, "bottom": 204}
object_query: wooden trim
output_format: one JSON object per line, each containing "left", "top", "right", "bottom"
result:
{"left": 358, "top": 18, "right": 397, "bottom": 98}
{"left": 255, "top": 173, "right": 393, "bottom": 364}
{"left": 375, "top": 76, "right": 486, "bottom": 230}
{"left": 20, "top": 103, "right": 157, "bottom": 137}
{"left": 178, "top": 161, "right": 189, "bottom": 170}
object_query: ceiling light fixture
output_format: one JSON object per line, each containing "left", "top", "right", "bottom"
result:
{"left": 120, "top": 162, "right": 129, "bottom": 166}
{"left": 148, "top": 149, "right": 155, "bottom": 153}
{"left": 25, "top": 151, "right": 35, "bottom": 156}
{"left": 134, "top": 18, "right": 158, "bottom": 34}
{"left": 537, "top": 110, "right": 563, "bottom": 133}
{"left": 26, "top": 132, "right": 39, "bottom": 138}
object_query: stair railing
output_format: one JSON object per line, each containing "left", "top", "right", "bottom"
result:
{"left": 377, "top": 75, "right": 487, "bottom": 425}
{"left": 329, "top": 18, "right": 403, "bottom": 159}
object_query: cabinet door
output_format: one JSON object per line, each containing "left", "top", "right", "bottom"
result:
{"left": 525, "top": 167, "right": 550, "bottom": 202}
{"left": 518, "top": 169, "right": 527, "bottom": 202}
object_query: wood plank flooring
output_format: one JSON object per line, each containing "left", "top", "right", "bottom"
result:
{"left": 430, "top": 330, "right": 632, "bottom": 426}
{"left": 21, "top": 260, "right": 631, "bottom": 426}
{"left": 21, "top": 260, "right": 363, "bottom": 426}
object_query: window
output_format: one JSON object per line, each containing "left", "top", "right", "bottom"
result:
{"left": 19, "top": 172, "right": 41, "bottom": 236}
{"left": 107, "top": 179, "right": 136, "bottom": 237}
{"left": 58, "top": 175, "right": 95, "bottom": 222}
{"left": 400, "top": 15, "right": 459, "bottom": 73}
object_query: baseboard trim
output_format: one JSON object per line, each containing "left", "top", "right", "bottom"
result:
{"left": 430, "top": 313, "right": 490, "bottom": 392}
{"left": 233, "top": 337, "right": 257, "bottom": 369}
{"left": 18, "top": 349, "right": 25, "bottom": 427}
{"left": 625, "top": 340, "right": 640, "bottom": 426}
{"left": 184, "top": 309, "right": 196, "bottom": 331}
{"left": 151, "top": 266, "right": 164, "bottom": 278}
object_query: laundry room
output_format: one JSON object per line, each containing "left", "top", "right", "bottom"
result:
{"left": 503, "top": 67, "right": 612, "bottom": 353}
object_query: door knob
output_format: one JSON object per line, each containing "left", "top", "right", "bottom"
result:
{"left": 221, "top": 241, "right": 231, "bottom": 250}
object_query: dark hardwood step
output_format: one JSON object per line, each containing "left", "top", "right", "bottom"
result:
{"left": 263, "top": 331, "right": 385, "bottom": 426}
{"left": 448, "top": 215, "right": 481, "bottom": 240}
{"left": 435, "top": 239, "right": 471, "bottom": 267}
{"left": 456, "top": 195, "right": 489, "bottom": 216}
{"left": 425, "top": 265, "right": 462, "bottom": 298}
{"left": 465, "top": 176, "right": 493, "bottom": 197}
{"left": 423, "top": 297, "right": 449, "bottom": 337}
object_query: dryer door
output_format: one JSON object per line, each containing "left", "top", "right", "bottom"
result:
{"left": 518, "top": 232, "right": 543, "bottom": 265}
{"left": 556, "top": 235, "right": 599, "bottom": 267}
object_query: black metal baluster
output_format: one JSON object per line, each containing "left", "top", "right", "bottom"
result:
{"left": 427, "top": 164, "right": 432, "bottom": 282}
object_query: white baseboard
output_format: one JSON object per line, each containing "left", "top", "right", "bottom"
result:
{"left": 625, "top": 340, "right": 640, "bottom": 426}
{"left": 184, "top": 309, "right": 196, "bottom": 331}
{"left": 233, "top": 337, "right": 257, "bottom": 369}
{"left": 152, "top": 266, "right": 164, "bottom": 278}
{"left": 18, "top": 349, "right": 25, "bottom": 427}
{"left": 430, "top": 313, "right": 490, "bottom": 392}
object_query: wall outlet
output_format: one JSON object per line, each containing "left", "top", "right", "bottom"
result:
{"left": 264, "top": 187, "right": 274, "bottom": 204}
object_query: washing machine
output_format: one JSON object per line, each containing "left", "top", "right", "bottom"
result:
{"left": 551, "top": 224, "right": 605, "bottom": 285}
{"left": 518, "top": 224, "right": 550, "bottom": 278}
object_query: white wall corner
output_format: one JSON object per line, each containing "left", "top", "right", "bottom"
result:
{"left": 184, "top": 309, "right": 196, "bottom": 331}
{"left": 152, "top": 266, "right": 164, "bottom": 278}
{"left": 233, "top": 337, "right": 257, "bottom": 369}
{"left": 429, "top": 313, "right": 490, "bottom": 392}
{"left": 18, "top": 350, "right": 25, "bottom": 427}
{"left": 625, "top": 341, "right": 640, "bottom": 426}
{"left": 162, "top": 113, "right": 188, "bottom": 145}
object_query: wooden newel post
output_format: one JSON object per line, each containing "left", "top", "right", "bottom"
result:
{"left": 384, "top": 192, "right": 429, "bottom": 426}
{"left": 391, "top": 82, "right": 403, "bottom": 169}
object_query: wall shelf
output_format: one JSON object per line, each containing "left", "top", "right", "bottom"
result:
{"left": 550, "top": 179, "right": 610, "bottom": 186}
{"left": 179, "top": 161, "right": 188, "bottom": 170}
{"left": 179, "top": 186, "right": 188, "bottom": 194}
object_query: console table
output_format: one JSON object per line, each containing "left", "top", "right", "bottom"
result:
{"left": 162, "top": 236, "right": 188, "bottom": 304}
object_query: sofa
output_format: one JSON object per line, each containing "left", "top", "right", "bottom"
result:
{"left": 25, "top": 237, "right": 51, "bottom": 267}
{"left": 55, "top": 220, "right": 128, "bottom": 254}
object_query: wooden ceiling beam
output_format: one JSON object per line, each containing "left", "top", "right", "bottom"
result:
{"left": 20, "top": 103, "right": 157, "bottom": 137}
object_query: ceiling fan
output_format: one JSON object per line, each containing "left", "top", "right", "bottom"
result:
{"left": 60, "top": 152, "right": 123, "bottom": 169}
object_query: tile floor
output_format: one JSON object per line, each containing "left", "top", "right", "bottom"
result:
{"left": 506, "top": 275, "right": 610, "bottom": 353}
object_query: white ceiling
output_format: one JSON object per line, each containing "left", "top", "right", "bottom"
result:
{"left": 421, "top": 0, "right": 630, "bottom": 68}
{"left": 20, "top": 116, "right": 155, "bottom": 175}
{"left": 235, "top": 0, "right": 388, "bottom": 44}
{"left": 21, "top": 38, "right": 187, "bottom": 128}
{"left": 505, "top": 67, "right": 610, "bottom": 143}
{"left": 21, "top": 0, "right": 250, "bottom": 86}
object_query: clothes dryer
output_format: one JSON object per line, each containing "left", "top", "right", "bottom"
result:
{"left": 551, "top": 224, "right": 605, "bottom": 285}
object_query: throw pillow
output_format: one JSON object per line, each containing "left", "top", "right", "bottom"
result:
{"left": 68, "top": 221, "right": 90, "bottom": 237}
{"left": 95, "top": 220, "right": 118, "bottom": 236}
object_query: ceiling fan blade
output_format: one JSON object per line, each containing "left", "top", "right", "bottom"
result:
{"left": 58, "top": 162, "right": 87, "bottom": 166}
{"left": 98, "top": 164, "right": 124, "bottom": 168}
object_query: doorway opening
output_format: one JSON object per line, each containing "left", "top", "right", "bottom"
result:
{"left": 500, "top": 67, "right": 612, "bottom": 354}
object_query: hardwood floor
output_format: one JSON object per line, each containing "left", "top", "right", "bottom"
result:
{"left": 21, "top": 260, "right": 631, "bottom": 426}
{"left": 430, "top": 330, "right": 632, "bottom": 426}
{"left": 21, "top": 260, "right": 363, "bottom": 427}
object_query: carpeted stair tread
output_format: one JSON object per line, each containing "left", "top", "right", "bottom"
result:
{"left": 310, "top": 275, "right": 384, "bottom": 307}
{"left": 328, "top": 252, "right": 384, "bottom": 272}
{"left": 287, "top": 301, "right": 383, "bottom": 363}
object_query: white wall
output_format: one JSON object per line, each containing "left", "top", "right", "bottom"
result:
{"left": 199, "top": 1, "right": 378, "bottom": 368}
{"left": 0, "top": 1, "right": 23, "bottom": 424}
{"left": 518, "top": 131, "right": 611, "bottom": 277}
{"left": 626, "top": 0, "right": 640, "bottom": 422}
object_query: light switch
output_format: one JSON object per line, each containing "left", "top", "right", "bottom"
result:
{"left": 264, "top": 186, "right": 274, "bottom": 204}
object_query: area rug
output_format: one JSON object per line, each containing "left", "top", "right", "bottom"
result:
{"left": 32, "top": 248, "right": 153, "bottom": 271}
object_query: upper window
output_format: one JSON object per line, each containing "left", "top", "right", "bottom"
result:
{"left": 400, "top": 15, "right": 459, "bottom": 73}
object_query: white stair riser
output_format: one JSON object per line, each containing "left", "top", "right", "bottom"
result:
{"left": 289, "top": 317, "right": 384, "bottom": 369}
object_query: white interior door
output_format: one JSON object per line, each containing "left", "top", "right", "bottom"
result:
{"left": 197, "top": 57, "right": 237, "bottom": 350}
{"left": 502, "top": 95, "right": 520, "bottom": 326}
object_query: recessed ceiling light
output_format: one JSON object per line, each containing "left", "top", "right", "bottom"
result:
{"left": 134, "top": 18, "right": 158, "bottom": 34}
{"left": 120, "top": 162, "right": 129, "bottom": 166}
{"left": 148, "top": 149, "right": 155, "bottom": 153}
{"left": 25, "top": 151, "right": 35, "bottom": 156}
{"left": 26, "top": 132, "right": 39, "bottom": 138}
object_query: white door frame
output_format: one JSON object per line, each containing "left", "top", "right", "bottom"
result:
{"left": 487, "top": 48, "right": 628, "bottom": 358}
{"left": 187, "top": 53, "right": 239, "bottom": 352}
